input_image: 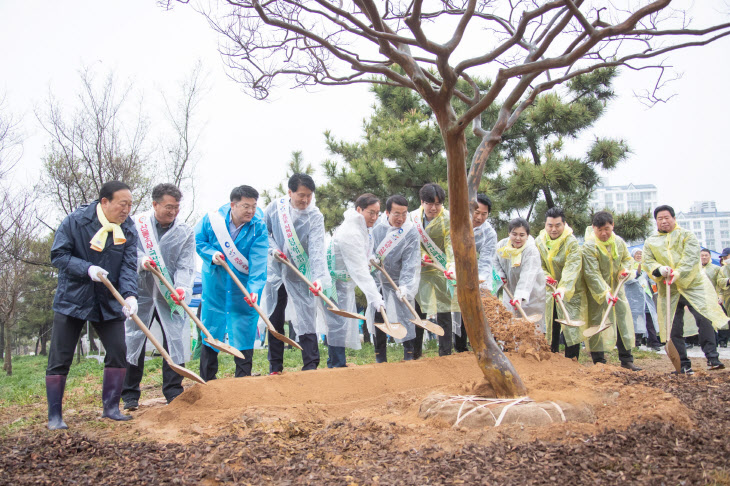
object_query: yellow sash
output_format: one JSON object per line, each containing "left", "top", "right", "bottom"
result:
{"left": 497, "top": 240, "right": 526, "bottom": 267}
{"left": 90, "top": 203, "right": 126, "bottom": 252}
{"left": 585, "top": 226, "right": 618, "bottom": 259}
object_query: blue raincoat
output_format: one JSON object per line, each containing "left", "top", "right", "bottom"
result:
{"left": 195, "top": 203, "right": 268, "bottom": 351}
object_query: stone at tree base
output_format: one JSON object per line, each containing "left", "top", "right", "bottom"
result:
{"left": 419, "top": 393, "right": 595, "bottom": 429}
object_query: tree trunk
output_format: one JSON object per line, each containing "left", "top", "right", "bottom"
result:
{"left": 40, "top": 320, "right": 49, "bottom": 356}
{"left": 3, "top": 321, "right": 11, "bottom": 376}
{"left": 88, "top": 327, "right": 99, "bottom": 352}
{"left": 0, "top": 319, "right": 4, "bottom": 361}
{"left": 441, "top": 123, "right": 527, "bottom": 398}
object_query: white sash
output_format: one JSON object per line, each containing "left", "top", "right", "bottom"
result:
{"left": 276, "top": 197, "right": 310, "bottom": 279}
{"left": 375, "top": 220, "right": 412, "bottom": 262}
{"left": 411, "top": 209, "right": 448, "bottom": 268}
{"left": 134, "top": 212, "right": 183, "bottom": 316}
{"left": 208, "top": 211, "right": 250, "bottom": 274}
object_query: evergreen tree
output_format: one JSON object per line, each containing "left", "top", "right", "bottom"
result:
{"left": 261, "top": 151, "right": 315, "bottom": 206}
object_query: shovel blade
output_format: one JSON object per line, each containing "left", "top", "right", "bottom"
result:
{"left": 170, "top": 363, "right": 206, "bottom": 385}
{"left": 555, "top": 319, "right": 585, "bottom": 328}
{"left": 526, "top": 314, "right": 542, "bottom": 324}
{"left": 204, "top": 337, "right": 245, "bottom": 360}
{"left": 327, "top": 307, "right": 366, "bottom": 320}
{"left": 268, "top": 328, "right": 303, "bottom": 351}
{"left": 374, "top": 322, "right": 407, "bottom": 340}
{"left": 583, "top": 323, "right": 611, "bottom": 338}
{"left": 410, "top": 318, "right": 445, "bottom": 336}
{"left": 666, "top": 340, "right": 682, "bottom": 373}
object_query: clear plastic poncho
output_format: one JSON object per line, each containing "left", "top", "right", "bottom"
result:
{"left": 581, "top": 228, "right": 634, "bottom": 353}
{"left": 642, "top": 225, "right": 729, "bottom": 340}
{"left": 367, "top": 214, "right": 421, "bottom": 342}
{"left": 536, "top": 227, "right": 587, "bottom": 347}
{"left": 260, "top": 196, "right": 331, "bottom": 337}
{"left": 494, "top": 236, "right": 546, "bottom": 332}
{"left": 624, "top": 267, "right": 659, "bottom": 336}
{"left": 410, "top": 206, "right": 460, "bottom": 315}
{"left": 125, "top": 215, "right": 196, "bottom": 365}
{"left": 322, "top": 208, "right": 384, "bottom": 349}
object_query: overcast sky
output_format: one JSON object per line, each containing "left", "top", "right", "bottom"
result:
{"left": 1, "top": 1, "right": 729, "bottom": 218}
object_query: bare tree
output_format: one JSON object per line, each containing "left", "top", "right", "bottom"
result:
{"left": 185, "top": 0, "right": 730, "bottom": 396}
{"left": 37, "top": 66, "right": 153, "bottom": 221}
{"left": 0, "top": 93, "right": 23, "bottom": 180}
{"left": 159, "top": 60, "right": 209, "bottom": 223}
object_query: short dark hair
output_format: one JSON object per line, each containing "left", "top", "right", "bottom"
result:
{"left": 152, "top": 183, "right": 182, "bottom": 203}
{"left": 355, "top": 193, "right": 380, "bottom": 210}
{"left": 99, "top": 181, "right": 131, "bottom": 202}
{"left": 653, "top": 205, "right": 675, "bottom": 219}
{"left": 592, "top": 210, "right": 614, "bottom": 228}
{"left": 230, "top": 185, "right": 259, "bottom": 202}
{"left": 700, "top": 248, "right": 712, "bottom": 255}
{"left": 288, "top": 173, "right": 316, "bottom": 193}
{"left": 545, "top": 206, "right": 566, "bottom": 222}
{"left": 419, "top": 183, "right": 446, "bottom": 204}
{"left": 476, "top": 194, "right": 492, "bottom": 213}
{"left": 508, "top": 217, "right": 530, "bottom": 235}
{"left": 386, "top": 194, "right": 408, "bottom": 212}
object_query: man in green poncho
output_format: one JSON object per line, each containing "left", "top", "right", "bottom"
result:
{"left": 536, "top": 207, "right": 586, "bottom": 360}
{"left": 582, "top": 211, "right": 640, "bottom": 371}
{"left": 643, "top": 205, "right": 726, "bottom": 373}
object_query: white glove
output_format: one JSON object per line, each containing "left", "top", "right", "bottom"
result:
{"left": 123, "top": 296, "right": 138, "bottom": 318}
{"left": 659, "top": 266, "right": 672, "bottom": 277}
{"left": 395, "top": 286, "right": 409, "bottom": 300}
{"left": 212, "top": 251, "right": 225, "bottom": 265}
{"left": 141, "top": 256, "right": 156, "bottom": 271}
{"left": 373, "top": 298, "right": 386, "bottom": 311}
{"left": 88, "top": 265, "right": 109, "bottom": 282}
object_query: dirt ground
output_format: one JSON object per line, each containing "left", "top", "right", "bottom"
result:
{"left": 2, "top": 293, "right": 729, "bottom": 485}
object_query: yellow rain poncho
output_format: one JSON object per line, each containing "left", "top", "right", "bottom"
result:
{"left": 642, "top": 224, "right": 729, "bottom": 340}
{"left": 716, "top": 261, "right": 730, "bottom": 314}
{"left": 703, "top": 262, "right": 721, "bottom": 296}
{"left": 410, "top": 206, "right": 460, "bottom": 314}
{"left": 536, "top": 225, "right": 587, "bottom": 347}
{"left": 581, "top": 227, "right": 635, "bottom": 353}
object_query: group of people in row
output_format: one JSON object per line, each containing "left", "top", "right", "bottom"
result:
{"left": 43, "top": 176, "right": 727, "bottom": 430}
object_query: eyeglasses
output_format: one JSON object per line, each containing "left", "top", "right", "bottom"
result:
{"left": 363, "top": 209, "right": 380, "bottom": 218}
{"left": 235, "top": 203, "right": 257, "bottom": 211}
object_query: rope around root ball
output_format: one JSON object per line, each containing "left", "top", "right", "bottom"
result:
{"left": 447, "top": 396, "right": 567, "bottom": 427}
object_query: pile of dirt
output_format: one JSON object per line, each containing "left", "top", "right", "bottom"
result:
{"left": 482, "top": 291, "right": 552, "bottom": 361}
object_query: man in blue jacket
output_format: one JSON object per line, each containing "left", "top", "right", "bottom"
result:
{"left": 46, "top": 181, "right": 139, "bottom": 430}
{"left": 195, "top": 185, "right": 268, "bottom": 380}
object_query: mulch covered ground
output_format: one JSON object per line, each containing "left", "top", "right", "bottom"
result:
{"left": 2, "top": 371, "right": 728, "bottom": 485}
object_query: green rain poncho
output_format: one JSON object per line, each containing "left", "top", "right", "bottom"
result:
{"left": 581, "top": 227, "right": 635, "bottom": 353}
{"left": 642, "top": 224, "right": 729, "bottom": 340}
{"left": 410, "top": 206, "right": 460, "bottom": 315}
{"left": 536, "top": 225, "right": 587, "bottom": 347}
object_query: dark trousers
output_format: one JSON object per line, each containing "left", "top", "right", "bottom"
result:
{"left": 413, "top": 301, "right": 452, "bottom": 358}
{"left": 268, "top": 284, "right": 320, "bottom": 372}
{"left": 672, "top": 295, "right": 719, "bottom": 368}
{"left": 550, "top": 307, "right": 580, "bottom": 359}
{"left": 327, "top": 346, "right": 346, "bottom": 368}
{"left": 454, "top": 318, "right": 469, "bottom": 353}
{"left": 645, "top": 311, "right": 661, "bottom": 347}
{"left": 199, "top": 343, "right": 254, "bottom": 380}
{"left": 46, "top": 312, "right": 126, "bottom": 376}
{"left": 591, "top": 331, "right": 633, "bottom": 365}
{"left": 372, "top": 307, "right": 414, "bottom": 362}
{"left": 122, "top": 309, "right": 184, "bottom": 404}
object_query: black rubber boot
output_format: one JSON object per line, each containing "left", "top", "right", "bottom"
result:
{"left": 46, "top": 375, "right": 68, "bottom": 430}
{"left": 101, "top": 368, "right": 132, "bottom": 421}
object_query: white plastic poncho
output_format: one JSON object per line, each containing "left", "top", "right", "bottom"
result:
{"left": 323, "top": 208, "right": 385, "bottom": 348}
{"left": 367, "top": 214, "right": 421, "bottom": 342}
{"left": 494, "top": 236, "right": 546, "bottom": 332}
{"left": 125, "top": 214, "right": 196, "bottom": 365}
{"left": 260, "top": 196, "right": 331, "bottom": 337}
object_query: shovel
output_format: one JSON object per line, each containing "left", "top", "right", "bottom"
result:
{"left": 422, "top": 260, "right": 457, "bottom": 286}
{"left": 216, "top": 258, "right": 303, "bottom": 351}
{"left": 501, "top": 283, "right": 542, "bottom": 324}
{"left": 665, "top": 276, "right": 682, "bottom": 372}
{"left": 370, "top": 259, "right": 444, "bottom": 337}
{"left": 583, "top": 274, "right": 629, "bottom": 338}
{"left": 144, "top": 263, "right": 245, "bottom": 360}
{"left": 374, "top": 305, "right": 407, "bottom": 340}
{"left": 273, "top": 252, "right": 366, "bottom": 321}
{"left": 99, "top": 273, "right": 206, "bottom": 385}
{"left": 546, "top": 281, "right": 584, "bottom": 328}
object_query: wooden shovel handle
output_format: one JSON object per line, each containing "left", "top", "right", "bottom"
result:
{"left": 145, "top": 264, "right": 214, "bottom": 341}
{"left": 547, "top": 281, "right": 573, "bottom": 325}
{"left": 371, "top": 259, "right": 422, "bottom": 321}
{"left": 500, "top": 283, "right": 530, "bottom": 321}
{"left": 274, "top": 252, "right": 339, "bottom": 309}
{"left": 596, "top": 274, "right": 629, "bottom": 329}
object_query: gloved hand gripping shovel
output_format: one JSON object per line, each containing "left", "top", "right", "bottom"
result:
{"left": 583, "top": 273, "right": 629, "bottom": 338}
{"left": 501, "top": 284, "right": 542, "bottom": 324}
{"left": 370, "top": 259, "right": 444, "bottom": 337}
{"left": 144, "top": 263, "right": 245, "bottom": 360}
{"left": 99, "top": 273, "right": 206, "bottom": 385}
{"left": 273, "top": 252, "right": 367, "bottom": 321}
{"left": 665, "top": 274, "right": 682, "bottom": 372}
{"left": 217, "top": 257, "right": 303, "bottom": 351}
{"left": 546, "top": 281, "right": 584, "bottom": 328}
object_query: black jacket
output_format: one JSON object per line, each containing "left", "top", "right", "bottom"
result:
{"left": 51, "top": 201, "right": 138, "bottom": 321}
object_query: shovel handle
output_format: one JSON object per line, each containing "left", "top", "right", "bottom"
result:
{"left": 99, "top": 273, "right": 177, "bottom": 369}
{"left": 547, "top": 281, "right": 575, "bottom": 326}
{"left": 274, "top": 253, "right": 340, "bottom": 310}
{"left": 596, "top": 274, "right": 630, "bottom": 330}
{"left": 146, "top": 264, "right": 215, "bottom": 341}
{"left": 217, "top": 259, "right": 275, "bottom": 329}
{"left": 370, "top": 259, "right": 420, "bottom": 319}
{"left": 501, "top": 284, "right": 530, "bottom": 321}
